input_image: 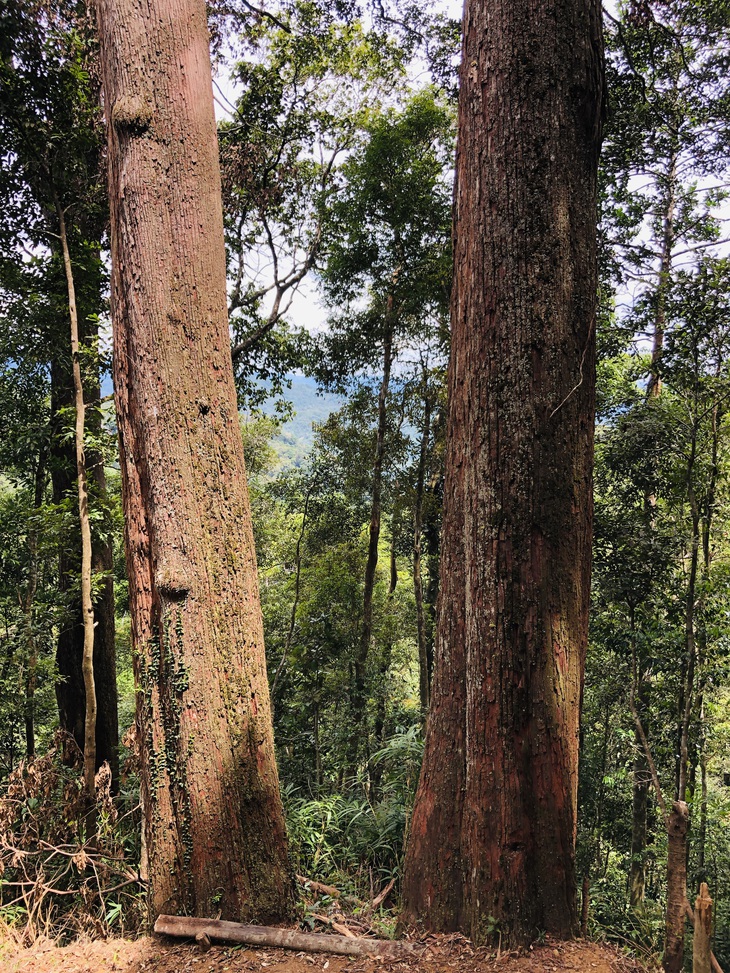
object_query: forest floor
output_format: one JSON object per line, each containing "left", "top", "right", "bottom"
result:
{"left": 0, "top": 933, "right": 649, "bottom": 973}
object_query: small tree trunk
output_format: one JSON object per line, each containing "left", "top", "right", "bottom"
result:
{"left": 664, "top": 801, "right": 689, "bottom": 973}
{"left": 646, "top": 148, "right": 677, "bottom": 399}
{"left": 698, "top": 745, "right": 708, "bottom": 876}
{"left": 50, "top": 291, "right": 119, "bottom": 784}
{"left": 271, "top": 478, "right": 315, "bottom": 702}
{"left": 693, "top": 883, "right": 712, "bottom": 973}
{"left": 87, "top": 382, "right": 120, "bottom": 788}
{"left": 413, "top": 383, "right": 432, "bottom": 727}
{"left": 629, "top": 748, "right": 650, "bottom": 909}
{"left": 21, "top": 455, "right": 46, "bottom": 760}
{"left": 678, "top": 427, "right": 700, "bottom": 803}
{"left": 56, "top": 198, "right": 97, "bottom": 804}
{"left": 371, "top": 536, "right": 398, "bottom": 796}
{"left": 313, "top": 693, "right": 322, "bottom": 794}
{"left": 349, "top": 321, "right": 394, "bottom": 775}
{"left": 630, "top": 674, "right": 650, "bottom": 909}
{"left": 581, "top": 874, "right": 590, "bottom": 938}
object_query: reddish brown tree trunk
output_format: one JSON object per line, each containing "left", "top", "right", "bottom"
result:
{"left": 401, "top": 0, "right": 604, "bottom": 945}
{"left": 95, "top": 0, "right": 294, "bottom": 921}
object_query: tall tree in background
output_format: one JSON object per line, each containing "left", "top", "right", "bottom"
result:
{"left": 600, "top": 1, "right": 730, "bottom": 920}
{"left": 0, "top": 0, "right": 119, "bottom": 781}
{"left": 95, "top": 0, "right": 294, "bottom": 921}
{"left": 402, "top": 0, "right": 604, "bottom": 945}
{"left": 317, "top": 91, "right": 452, "bottom": 774}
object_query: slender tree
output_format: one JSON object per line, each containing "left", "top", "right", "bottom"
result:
{"left": 401, "top": 0, "right": 604, "bottom": 944}
{"left": 0, "top": 0, "right": 119, "bottom": 782}
{"left": 56, "top": 199, "right": 97, "bottom": 803}
{"left": 95, "top": 0, "right": 294, "bottom": 920}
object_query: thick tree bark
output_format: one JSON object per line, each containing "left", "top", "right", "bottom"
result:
{"left": 95, "top": 0, "right": 294, "bottom": 922}
{"left": 401, "top": 0, "right": 604, "bottom": 945}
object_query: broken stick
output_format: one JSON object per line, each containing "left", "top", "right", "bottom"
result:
{"left": 296, "top": 875, "right": 341, "bottom": 898}
{"left": 154, "top": 915, "right": 411, "bottom": 959}
{"left": 684, "top": 899, "right": 724, "bottom": 973}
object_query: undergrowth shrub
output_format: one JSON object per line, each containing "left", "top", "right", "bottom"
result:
{"left": 588, "top": 870, "right": 664, "bottom": 961}
{"left": 284, "top": 727, "right": 423, "bottom": 897}
{"left": 0, "top": 731, "right": 143, "bottom": 944}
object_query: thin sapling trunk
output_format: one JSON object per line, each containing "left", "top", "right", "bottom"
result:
{"left": 56, "top": 198, "right": 97, "bottom": 804}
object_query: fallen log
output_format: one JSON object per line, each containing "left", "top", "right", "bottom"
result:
{"left": 154, "top": 915, "right": 411, "bottom": 958}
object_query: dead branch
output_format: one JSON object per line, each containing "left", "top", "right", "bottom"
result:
{"left": 684, "top": 899, "right": 724, "bottom": 973}
{"left": 296, "top": 874, "right": 343, "bottom": 899}
{"left": 154, "top": 915, "right": 412, "bottom": 958}
{"left": 372, "top": 877, "right": 396, "bottom": 909}
{"left": 309, "top": 913, "right": 356, "bottom": 938}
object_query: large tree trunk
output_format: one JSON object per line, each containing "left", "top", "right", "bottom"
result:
{"left": 95, "top": 0, "right": 294, "bottom": 922}
{"left": 401, "top": 0, "right": 604, "bottom": 945}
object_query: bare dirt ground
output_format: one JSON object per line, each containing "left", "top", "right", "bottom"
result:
{"left": 0, "top": 934, "right": 648, "bottom": 973}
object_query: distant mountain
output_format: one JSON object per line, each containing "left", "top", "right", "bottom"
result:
{"left": 263, "top": 375, "right": 343, "bottom": 469}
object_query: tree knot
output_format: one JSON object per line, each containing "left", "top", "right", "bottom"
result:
{"left": 112, "top": 95, "right": 153, "bottom": 134}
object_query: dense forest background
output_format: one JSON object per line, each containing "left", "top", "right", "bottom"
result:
{"left": 1, "top": 0, "right": 729, "bottom": 966}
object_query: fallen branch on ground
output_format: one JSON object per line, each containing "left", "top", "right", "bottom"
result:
{"left": 309, "top": 913, "right": 356, "bottom": 938}
{"left": 372, "top": 877, "right": 396, "bottom": 909}
{"left": 154, "top": 915, "right": 412, "bottom": 958}
{"left": 295, "top": 874, "right": 361, "bottom": 905}
{"left": 296, "top": 875, "right": 341, "bottom": 898}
